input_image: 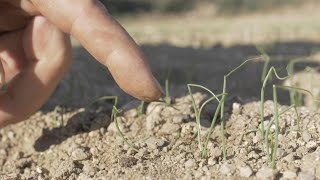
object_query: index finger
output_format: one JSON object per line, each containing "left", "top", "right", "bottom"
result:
{"left": 30, "top": 0, "right": 163, "bottom": 101}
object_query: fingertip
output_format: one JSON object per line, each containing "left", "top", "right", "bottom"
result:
{"left": 103, "top": 43, "right": 164, "bottom": 102}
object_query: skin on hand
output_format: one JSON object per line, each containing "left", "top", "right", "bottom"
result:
{"left": 0, "top": 0, "right": 163, "bottom": 127}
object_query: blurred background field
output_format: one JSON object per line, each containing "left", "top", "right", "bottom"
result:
{"left": 52, "top": 0, "right": 320, "bottom": 109}
{"left": 102, "top": 0, "right": 313, "bottom": 15}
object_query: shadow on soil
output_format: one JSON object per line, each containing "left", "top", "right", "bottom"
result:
{"left": 34, "top": 103, "right": 113, "bottom": 151}
{"left": 34, "top": 41, "right": 320, "bottom": 152}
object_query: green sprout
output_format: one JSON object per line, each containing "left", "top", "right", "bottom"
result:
{"left": 137, "top": 101, "right": 145, "bottom": 115}
{"left": 260, "top": 67, "right": 288, "bottom": 137}
{"left": 260, "top": 67, "right": 318, "bottom": 168}
{"left": 92, "top": 96, "right": 139, "bottom": 152}
{"left": 266, "top": 85, "right": 316, "bottom": 168}
{"left": 287, "top": 59, "right": 304, "bottom": 106}
{"left": 188, "top": 56, "right": 261, "bottom": 159}
{"left": 164, "top": 78, "right": 172, "bottom": 106}
{"left": 187, "top": 84, "right": 225, "bottom": 158}
{"left": 256, "top": 45, "right": 271, "bottom": 82}
{"left": 219, "top": 57, "right": 262, "bottom": 160}
{"left": 113, "top": 106, "right": 139, "bottom": 153}
{"left": 51, "top": 106, "right": 65, "bottom": 128}
{"left": 305, "top": 67, "right": 320, "bottom": 110}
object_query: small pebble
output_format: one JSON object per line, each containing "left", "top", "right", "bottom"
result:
{"left": 36, "top": 166, "right": 43, "bottom": 174}
{"left": 232, "top": 102, "right": 241, "bottom": 114}
{"left": 7, "top": 131, "right": 15, "bottom": 140}
{"left": 71, "top": 148, "right": 91, "bottom": 161}
{"left": 219, "top": 163, "right": 235, "bottom": 175}
{"left": 282, "top": 171, "right": 297, "bottom": 179}
{"left": 145, "top": 137, "right": 165, "bottom": 149}
{"left": 256, "top": 167, "right": 275, "bottom": 179}
{"left": 207, "top": 157, "right": 217, "bottom": 165}
{"left": 306, "top": 141, "right": 317, "bottom": 149}
{"left": 184, "top": 159, "right": 197, "bottom": 169}
{"left": 302, "top": 131, "right": 312, "bottom": 142}
{"left": 210, "top": 147, "right": 222, "bottom": 158}
{"left": 239, "top": 165, "right": 253, "bottom": 178}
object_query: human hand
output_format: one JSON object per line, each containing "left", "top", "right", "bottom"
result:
{"left": 0, "top": 0, "right": 163, "bottom": 127}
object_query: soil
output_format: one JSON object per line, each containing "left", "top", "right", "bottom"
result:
{"left": 1, "top": 92, "right": 320, "bottom": 179}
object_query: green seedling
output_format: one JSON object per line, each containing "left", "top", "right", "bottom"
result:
{"left": 113, "top": 106, "right": 139, "bottom": 153}
{"left": 271, "top": 85, "right": 279, "bottom": 169}
{"left": 188, "top": 56, "right": 261, "bottom": 159}
{"left": 287, "top": 59, "right": 304, "bottom": 106}
{"left": 240, "top": 103, "right": 299, "bottom": 144}
{"left": 92, "top": 96, "right": 139, "bottom": 152}
{"left": 263, "top": 84, "right": 317, "bottom": 168}
{"left": 260, "top": 67, "right": 288, "bottom": 137}
{"left": 137, "top": 101, "right": 145, "bottom": 115}
{"left": 219, "top": 57, "right": 262, "bottom": 160}
{"left": 305, "top": 67, "right": 320, "bottom": 110}
{"left": 164, "top": 78, "right": 172, "bottom": 106}
{"left": 51, "top": 106, "right": 65, "bottom": 128}
{"left": 256, "top": 45, "right": 271, "bottom": 82}
{"left": 187, "top": 84, "right": 226, "bottom": 158}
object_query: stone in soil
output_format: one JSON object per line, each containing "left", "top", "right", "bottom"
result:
{"left": 145, "top": 137, "right": 166, "bottom": 149}
{"left": 184, "top": 159, "right": 197, "bottom": 169}
{"left": 256, "top": 167, "right": 275, "bottom": 179}
{"left": 219, "top": 163, "right": 235, "bottom": 176}
{"left": 239, "top": 165, "right": 253, "bottom": 178}
{"left": 282, "top": 170, "right": 297, "bottom": 179}
{"left": 71, "top": 147, "right": 91, "bottom": 161}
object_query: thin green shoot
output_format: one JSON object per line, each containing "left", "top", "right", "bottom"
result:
{"left": 277, "top": 85, "right": 319, "bottom": 109}
{"left": 264, "top": 84, "right": 317, "bottom": 167}
{"left": 256, "top": 45, "right": 271, "bottom": 82}
{"left": 164, "top": 78, "right": 172, "bottom": 105}
{"left": 220, "top": 56, "right": 262, "bottom": 160}
{"left": 271, "top": 85, "right": 279, "bottom": 169}
{"left": 260, "top": 67, "right": 288, "bottom": 137}
{"left": 201, "top": 95, "right": 226, "bottom": 158}
{"left": 51, "top": 106, "right": 65, "bottom": 128}
{"left": 91, "top": 95, "right": 118, "bottom": 120}
{"left": 241, "top": 104, "right": 298, "bottom": 144}
{"left": 287, "top": 59, "right": 304, "bottom": 106}
{"left": 113, "top": 106, "right": 139, "bottom": 153}
{"left": 306, "top": 67, "right": 320, "bottom": 110}
{"left": 240, "top": 129, "right": 260, "bottom": 143}
{"left": 264, "top": 104, "right": 299, "bottom": 163}
{"left": 91, "top": 96, "right": 139, "bottom": 152}
{"left": 164, "top": 68, "right": 172, "bottom": 106}
{"left": 137, "top": 101, "right": 145, "bottom": 115}
{"left": 187, "top": 84, "right": 224, "bottom": 155}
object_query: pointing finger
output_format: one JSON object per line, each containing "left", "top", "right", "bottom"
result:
{"left": 30, "top": 0, "right": 164, "bottom": 101}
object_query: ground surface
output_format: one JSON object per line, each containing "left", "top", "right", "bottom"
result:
{"left": 1, "top": 94, "right": 320, "bottom": 179}
{"left": 1, "top": 2, "right": 320, "bottom": 180}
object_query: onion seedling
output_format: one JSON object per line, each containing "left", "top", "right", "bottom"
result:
{"left": 92, "top": 96, "right": 139, "bottom": 152}
{"left": 187, "top": 84, "right": 225, "bottom": 158}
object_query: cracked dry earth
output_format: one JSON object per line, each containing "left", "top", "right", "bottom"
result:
{"left": 0, "top": 93, "right": 319, "bottom": 180}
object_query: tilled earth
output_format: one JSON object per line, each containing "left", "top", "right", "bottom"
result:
{"left": 0, "top": 93, "right": 319, "bottom": 179}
